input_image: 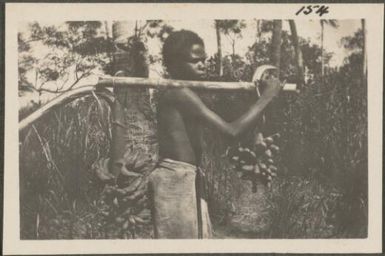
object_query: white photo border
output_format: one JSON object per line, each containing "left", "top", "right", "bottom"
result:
{"left": 3, "top": 3, "right": 383, "bottom": 254}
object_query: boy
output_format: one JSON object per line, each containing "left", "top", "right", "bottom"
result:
{"left": 149, "top": 30, "right": 283, "bottom": 239}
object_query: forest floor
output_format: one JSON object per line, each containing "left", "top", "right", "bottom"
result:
{"left": 213, "top": 183, "right": 268, "bottom": 239}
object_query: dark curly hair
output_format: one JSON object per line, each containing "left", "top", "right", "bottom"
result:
{"left": 162, "top": 30, "right": 204, "bottom": 74}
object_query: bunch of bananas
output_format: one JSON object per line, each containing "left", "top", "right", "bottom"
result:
{"left": 226, "top": 132, "right": 280, "bottom": 192}
{"left": 93, "top": 150, "right": 154, "bottom": 238}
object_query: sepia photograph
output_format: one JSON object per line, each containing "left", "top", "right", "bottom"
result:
{"left": 3, "top": 2, "right": 383, "bottom": 254}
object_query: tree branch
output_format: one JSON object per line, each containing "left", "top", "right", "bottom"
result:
{"left": 25, "top": 37, "right": 46, "bottom": 44}
{"left": 19, "top": 86, "right": 114, "bottom": 131}
{"left": 34, "top": 71, "right": 90, "bottom": 94}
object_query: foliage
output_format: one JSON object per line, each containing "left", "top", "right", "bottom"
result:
{"left": 321, "top": 19, "right": 339, "bottom": 29}
{"left": 144, "top": 20, "right": 174, "bottom": 43}
{"left": 341, "top": 29, "right": 364, "bottom": 51}
{"left": 216, "top": 20, "right": 246, "bottom": 56}
{"left": 18, "top": 21, "right": 113, "bottom": 94}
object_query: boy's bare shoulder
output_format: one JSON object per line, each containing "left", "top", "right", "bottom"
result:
{"left": 160, "top": 88, "right": 198, "bottom": 104}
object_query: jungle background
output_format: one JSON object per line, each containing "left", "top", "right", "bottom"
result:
{"left": 18, "top": 19, "right": 367, "bottom": 239}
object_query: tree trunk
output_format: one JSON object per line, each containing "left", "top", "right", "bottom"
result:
{"left": 110, "top": 21, "right": 157, "bottom": 176}
{"left": 215, "top": 21, "right": 223, "bottom": 77}
{"left": 231, "top": 40, "right": 236, "bottom": 59}
{"left": 256, "top": 20, "right": 262, "bottom": 42}
{"left": 266, "top": 19, "right": 282, "bottom": 133}
{"left": 104, "top": 21, "right": 111, "bottom": 39}
{"left": 321, "top": 20, "right": 325, "bottom": 77}
{"left": 288, "top": 20, "right": 307, "bottom": 175}
{"left": 271, "top": 20, "right": 282, "bottom": 72}
{"left": 104, "top": 21, "right": 113, "bottom": 64}
{"left": 361, "top": 19, "right": 367, "bottom": 81}
{"left": 289, "top": 20, "right": 304, "bottom": 89}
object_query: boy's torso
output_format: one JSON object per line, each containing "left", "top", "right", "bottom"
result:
{"left": 157, "top": 95, "right": 203, "bottom": 166}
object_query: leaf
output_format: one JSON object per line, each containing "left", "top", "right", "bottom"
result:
{"left": 123, "top": 151, "right": 139, "bottom": 169}
{"left": 93, "top": 158, "right": 115, "bottom": 182}
{"left": 133, "top": 154, "right": 151, "bottom": 172}
{"left": 120, "top": 165, "right": 142, "bottom": 178}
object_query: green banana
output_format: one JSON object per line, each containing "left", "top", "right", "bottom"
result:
{"left": 264, "top": 137, "right": 274, "bottom": 145}
{"left": 270, "top": 145, "right": 280, "bottom": 153}
{"left": 119, "top": 177, "right": 143, "bottom": 195}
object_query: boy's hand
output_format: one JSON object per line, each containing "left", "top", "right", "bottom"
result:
{"left": 260, "top": 77, "right": 284, "bottom": 101}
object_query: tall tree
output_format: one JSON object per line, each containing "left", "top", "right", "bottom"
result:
{"left": 215, "top": 20, "right": 223, "bottom": 76}
{"left": 255, "top": 19, "right": 262, "bottom": 42}
{"left": 288, "top": 20, "right": 304, "bottom": 89}
{"left": 216, "top": 20, "right": 246, "bottom": 60}
{"left": 263, "top": 20, "right": 282, "bottom": 140}
{"left": 320, "top": 20, "right": 338, "bottom": 76}
{"left": 110, "top": 21, "right": 157, "bottom": 178}
{"left": 108, "top": 19, "right": 173, "bottom": 177}
{"left": 271, "top": 20, "right": 282, "bottom": 72}
{"left": 361, "top": 19, "right": 367, "bottom": 80}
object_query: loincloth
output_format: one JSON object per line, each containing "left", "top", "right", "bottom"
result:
{"left": 148, "top": 158, "right": 212, "bottom": 239}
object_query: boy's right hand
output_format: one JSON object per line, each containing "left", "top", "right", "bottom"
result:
{"left": 260, "top": 77, "right": 284, "bottom": 101}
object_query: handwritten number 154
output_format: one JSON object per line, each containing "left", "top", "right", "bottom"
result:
{"left": 296, "top": 5, "right": 329, "bottom": 17}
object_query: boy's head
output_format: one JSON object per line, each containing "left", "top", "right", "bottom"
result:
{"left": 162, "top": 30, "right": 207, "bottom": 80}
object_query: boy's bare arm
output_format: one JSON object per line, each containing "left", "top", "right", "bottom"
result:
{"left": 164, "top": 78, "right": 283, "bottom": 138}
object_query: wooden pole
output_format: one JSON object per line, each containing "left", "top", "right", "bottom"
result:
{"left": 98, "top": 76, "right": 254, "bottom": 91}
{"left": 97, "top": 76, "right": 297, "bottom": 91}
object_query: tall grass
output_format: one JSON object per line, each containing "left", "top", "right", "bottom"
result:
{"left": 20, "top": 96, "right": 111, "bottom": 239}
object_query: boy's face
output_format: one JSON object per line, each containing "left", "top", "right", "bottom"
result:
{"left": 172, "top": 44, "right": 207, "bottom": 80}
